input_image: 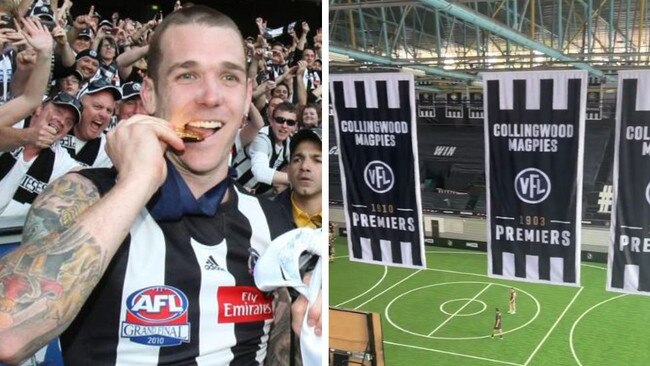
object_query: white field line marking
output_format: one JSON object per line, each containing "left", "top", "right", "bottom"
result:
{"left": 338, "top": 250, "right": 605, "bottom": 283}
{"left": 582, "top": 263, "right": 606, "bottom": 270}
{"left": 384, "top": 341, "right": 524, "bottom": 366}
{"left": 425, "top": 250, "right": 486, "bottom": 255}
{"left": 569, "top": 294, "right": 627, "bottom": 366}
{"left": 427, "top": 283, "right": 492, "bottom": 336}
{"left": 524, "top": 286, "right": 584, "bottom": 366}
{"left": 354, "top": 270, "right": 422, "bottom": 309}
{"left": 425, "top": 266, "right": 489, "bottom": 278}
{"left": 335, "top": 265, "right": 388, "bottom": 308}
{"left": 335, "top": 246, "right": 613, "bottom": 364}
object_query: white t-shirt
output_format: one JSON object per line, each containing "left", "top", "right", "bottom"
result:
{"left": 0, "top": 144, "right": 80, "bottom": 217}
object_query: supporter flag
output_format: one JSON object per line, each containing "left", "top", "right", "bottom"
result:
{"left": 607, "top": 70, "right": 650, "bottom": 295}
{"left": 484, "top": 70, "right": 586, "bottom": 286}
{"left": 330, "top": 73, "right": 426, "bottom": 269}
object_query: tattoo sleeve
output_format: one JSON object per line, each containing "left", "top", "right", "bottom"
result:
{"left": 265, "top": 288, "right": 292, "bottom": 366}
{"left": 0, "top": 172, "right": 104, "bottom": 361}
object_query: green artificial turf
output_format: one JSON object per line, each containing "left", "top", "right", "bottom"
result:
{"left": 329, "top": 238, "right": 650, "bottom": 365}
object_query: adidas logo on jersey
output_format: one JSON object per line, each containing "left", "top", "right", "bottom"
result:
{"left": 205, "top": 255, "right": 224, "bottom": 271}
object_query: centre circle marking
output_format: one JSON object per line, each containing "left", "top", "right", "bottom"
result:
{"left": 385, "top": 281, "right": 541, "bottom": 340}
{"left": 439, "top": 298, "right": 487, "bottom": 317}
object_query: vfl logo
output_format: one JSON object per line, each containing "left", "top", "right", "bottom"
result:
{"left": 364, "top": 160, "right": 394, "bottom": 194}
{"left": 515, "top": 168, "right": 551, "bottom": 204}
{"left": 121, "top": 286, "right": 191, "bottom": 346}
{"left": 646, "top": 182, "right": 650, "bottom": 206}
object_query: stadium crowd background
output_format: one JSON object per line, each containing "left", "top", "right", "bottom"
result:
{"left": 0, "top": 0, "right": 323, "bottom": 364}
{"left": 0, "top": 0, "right": 323, "bottom": 216}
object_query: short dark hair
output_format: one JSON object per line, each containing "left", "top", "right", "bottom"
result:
{"left": 272, "top": 101, "right": 296, "bottom": 118}
{"left": 98, "top": 36, "right": 119, "bottom": 56}
{"left": 147, "top": 6, "right": 245, "bottom": 81}
{"left": 300, "top": 103, "right": 321, "bottom": 125}
{"left": 274, "top": 82, "right": 289, "bottom": 92}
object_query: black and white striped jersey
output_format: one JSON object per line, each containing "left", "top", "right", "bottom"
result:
{"left": 60, "top": 169, "right": 294, "bottom": 365}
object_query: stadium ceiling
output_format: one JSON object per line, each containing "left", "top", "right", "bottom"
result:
{"left": 330, "top": 0, "right": 650, "bottom": 91}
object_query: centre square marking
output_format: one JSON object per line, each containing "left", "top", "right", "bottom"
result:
{"left": 385, "top": 281, "right": 540, "bottom": 340}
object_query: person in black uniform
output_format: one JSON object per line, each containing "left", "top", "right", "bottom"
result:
{"left": 0, "top": 6, "right": 320, "bottom": 365}
{"left": 492, "top": 308, "right": 504, "bottom": 339}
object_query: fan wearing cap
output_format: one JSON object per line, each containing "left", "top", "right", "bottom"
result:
{"left": 105, "top": 81, "right": 146, "bottom": 132}
{"left": 60, "top": 78, "right": 121, "bottom": 167}
{"left": 0, "top": 11, "right": 56, "bottom": 106}
{"left": 71, "top": 28, "right": 94, "bottom": 54}
{"left": 48, "top": 40, "right": 96, "bottom": 99}
{"left": 232, "top": 101, "right": 298, "bottom": 196}
{"left": 66, "top": 5, "right": 99, "bottom": 52}
{"left": 117, "top": 81, "right": 146, "bottom": 120}
{"left": 29, "top": 4, "right": 56, "bottom": 30}
{"left": 71, "top": 49, "right": 101, "bottom": 88}
{"left": 53, "top": 69, "right": 83, "bottom": 97}
{"left": 0, "top": 92, "right": 82, "bottom": 217}
{"left": 274, "top": 128, "right": 322, "bottom": 229}
{"left": 0, "top": 16, "right": 55, "bottom": 142}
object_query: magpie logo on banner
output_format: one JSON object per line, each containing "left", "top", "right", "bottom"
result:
{"left": 330, "top": 73, "right": 426, "bottom": 269}
{"left": 483, "top": 70, "right": 586, "bottom": 286}
{"left": 418, "top": 91, "right": 435, "bottom": 118}
{"left": 445, "top": 92, "right": 464, "bottom": 118}
{"left": 608, "top": 70, "right": 650, "bottom": 296}
{"left": 469, "top": 92, "right": 484, "bottom": 119}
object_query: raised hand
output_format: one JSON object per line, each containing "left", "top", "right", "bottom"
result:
{"left": 20, "top": 17, "right": 54, "bottom": 54}
{"left": 73, "top": 9, "right": 95, "bottom": 31}
{"left": 264, "top": 80, "right": 276, "bottom": 92}
{"left": 296, "top": 60, "right": 308, "bottom": 76}
{"left": 0, "top": 28, "right": 18, "bottom": 48}
{"left": 313, "top": 28, "right": 322, "bottom": 49}
{"left": 27, "top": 123, "right": 59, "bottom": 149}
{"left": 86, "top": 5, "right": 98, "bottom": 30}
{"left": 51, "top": 24, "right": 68, "bottom": 46}
{"left": 255, "top": 17, "right": 267, "bottom": 34}
{"left": 15, "top": 47, "right": 37, "bottom": 70}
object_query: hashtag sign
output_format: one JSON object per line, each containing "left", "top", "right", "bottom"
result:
{"left": 598, "top": 185, "right": 613, "bottom": 213}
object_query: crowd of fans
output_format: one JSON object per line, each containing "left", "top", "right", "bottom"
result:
{"left": 0, "top": 0, "right": 323, "bottom": 221}
{"left": 0, "top": 2, "right": 322, "bottom": 364}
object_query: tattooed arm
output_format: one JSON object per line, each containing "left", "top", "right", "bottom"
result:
{"left": 0, "top": 115, "right": 183, "bottom": 364}
{"left": 0, "top": 170, "right": 153, "bottom": 363}
{"left": 265, "top": 288, "right": 292, "bottom": 366}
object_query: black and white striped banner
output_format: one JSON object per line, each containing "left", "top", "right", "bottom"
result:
{"left": 330, "top": 73, "right": 426, "bottom": 269}
{"left": 608, "top": 70, "right": 650, "bottom": 295}
{"left": 484, "top": 70, "right": 586, "bottom": 286}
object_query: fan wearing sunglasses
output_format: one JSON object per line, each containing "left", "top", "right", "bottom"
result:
{"left": 233, "top": 101, "right": 297, "bottom": 196}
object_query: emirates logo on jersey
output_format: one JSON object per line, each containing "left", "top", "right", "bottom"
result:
{"left": 121, "top": 286, "right": 191, "bottom": 347}
{"left": 217, "top": 286, "right": 273, "bottom": 324}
